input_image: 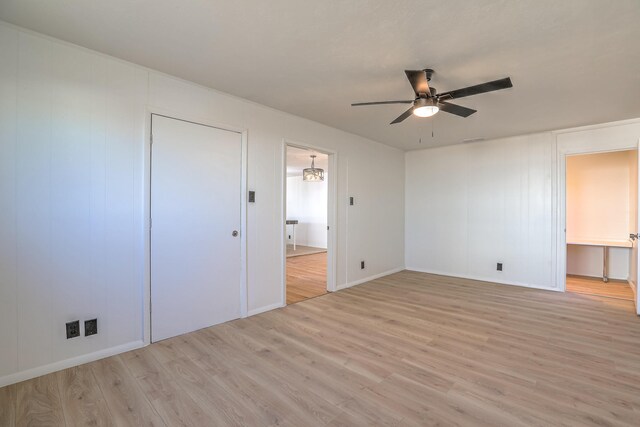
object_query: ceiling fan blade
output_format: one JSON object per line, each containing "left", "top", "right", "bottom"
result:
{"left": 351, "top": 100, "right": 413, "bottom": 106}
{"left": 405, "top": 70, "right": 431, "bottom": 95}
{"left": 390, "top": 106, "right": 414, "bottom": 124}
{"left": 438, "top": 77, "right": 512, "bottom": 100}
{"left": 437, "top": 101, "right": 477, "bottom": 117}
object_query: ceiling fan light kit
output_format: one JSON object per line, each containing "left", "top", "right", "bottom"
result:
{"left": 413, "top": 98, "right": 439, "bottom": 117}
{"left": 351, "top": 68, "right": 513, "bottom": 124}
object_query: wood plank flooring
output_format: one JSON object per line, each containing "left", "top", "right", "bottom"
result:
{"left": 286, "top": 252, "right": 327, "bottom": 304}
{"left": 286, "top": 244, "right": 326, "bottom": 258}
{"left": 2, "top": 270, "right": 640, "bottom": 426}
{"left": 567, "top": 274, "right": 635, "bottom": 301}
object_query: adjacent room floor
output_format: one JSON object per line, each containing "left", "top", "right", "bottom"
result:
{"left": 566, "top": 274, "right": 635, "bottom": 301}
{"left": 2, "top": 270, "right": 640, "bottom": 426}
{"left": 286, "top": 251, "right": 327, "bottom": 304}
{"left": 286, "top": 244, "right": 326, "bottom": 258}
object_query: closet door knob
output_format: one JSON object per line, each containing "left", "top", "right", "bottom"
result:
{"left": 232, "top": 230, "right": 239, "bottom": 237}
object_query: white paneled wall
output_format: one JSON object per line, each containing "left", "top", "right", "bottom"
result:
{"left": 1, "top": 27, "right": 148, "bottom": 383}
{"left": 147, "top": 72, "right": 405, "bottom": 306}
{"left": 0, "top": 22, "right": 405, "bottom": 386}
{"left": 405, "top": 133, "right": 557, "bottom": 290}
{"left": 406, "top": 122, "right": 640, "bottom": 293}
{"left": 0, "top": 24, "right": 18, "bottom": 380}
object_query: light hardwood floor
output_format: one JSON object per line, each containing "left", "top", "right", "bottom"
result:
{"left": 286, "top": 244, "right": 326, "bottom": 258}
{"left": 567, "top": 274, "right": 635, "bottom": 301}
{"left": 2, "top": 271, "right": 640, "bottom": 426}
{"left": 286, "top": 252, "right": 327, "bottom": 304}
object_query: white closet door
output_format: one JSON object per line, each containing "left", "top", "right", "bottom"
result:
{"left": 151, "top": 115, "right": 242, "bottom": 342}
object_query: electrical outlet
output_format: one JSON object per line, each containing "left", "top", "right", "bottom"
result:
{"left": 361, "top": 260, "right": 365, "bottom": 269}
{"left": 85, "top": 319, "right": 98, "bottom": 336}
{"left": 350, "top": 197, "right": 354, "bottom": 206}
{"left": 497, "top": 262, "right": 503, "bottom": 271}
{"left": 66, "top": 320, "right": 80, "bottom": 339}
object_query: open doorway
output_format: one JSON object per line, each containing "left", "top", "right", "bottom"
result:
{"left": 565, "top": 149, "right": 638, "bottom": 301}
{"left": 285, "top": 146, "right": 330, "bottom": 304}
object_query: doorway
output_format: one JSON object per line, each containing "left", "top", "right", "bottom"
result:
{"left": 150, "top": 114, "right": 245, "bottom": 342}
{"left": 284, "top": 145, "right": 331, "bottom": 304}
{"left": 565, "top": 149, "right": 637, "bottom": 301}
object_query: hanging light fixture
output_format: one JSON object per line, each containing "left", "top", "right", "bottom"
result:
{"left": 303, "top": 154, "right": 324, "bottom": 182}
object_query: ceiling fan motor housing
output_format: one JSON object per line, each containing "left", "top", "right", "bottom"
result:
{"left": 414, "top": 97, "right": 437, "bottom": 108}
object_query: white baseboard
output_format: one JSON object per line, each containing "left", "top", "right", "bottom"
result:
{"left": 0, "top": 340, "right": 145, "bottom": 388}
{"left": 247, "top": 301, "right": 285, "bottom": 317}
{"left": 336, "top": 267, "right": 405, "bottom": 291}
{"left": 405, "top": 267, "right": 560, "bottom": 292}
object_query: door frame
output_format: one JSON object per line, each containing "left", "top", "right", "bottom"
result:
{"left": 555, "top": 122, "right": 640, "bottom": 299}
{"left": 281, "top": 139, "right": 338, "bottom": 305}
{"left": 144, "top": 109, "right": 248, "bottom": 345}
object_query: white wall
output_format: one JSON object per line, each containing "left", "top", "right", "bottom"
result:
{"left": 405, "top": 133, "right": 556, "bottom": 289}
{"left": 0, "top": 24, "right": 148, "bottom": 386}
{"left": 0, "top": 22, "right": 405, "bottom": 386}
{"left": 406, "top": 121, "right": 640, "bottom": 292}
{"left": 286, "top": 175, "right": 328, "bottom": 248}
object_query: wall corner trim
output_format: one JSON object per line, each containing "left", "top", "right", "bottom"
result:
{"left": 0, "top": 340, "right": 145, "bottom": 388}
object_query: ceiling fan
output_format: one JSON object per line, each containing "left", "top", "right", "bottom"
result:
{"left": 351, "top": 69, "right": 513, "bottom": 124}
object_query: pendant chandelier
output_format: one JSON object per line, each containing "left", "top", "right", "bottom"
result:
{"left": 303, "top": 154, "right": 324, "bottom": 182}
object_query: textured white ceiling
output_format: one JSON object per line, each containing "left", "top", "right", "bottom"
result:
{"left": 2, "top": 0, "right": 639, "bottom": 150}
